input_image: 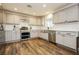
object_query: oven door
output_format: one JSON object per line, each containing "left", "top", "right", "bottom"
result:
{"left": 21, "top": 32, "right": 30, "bottom": 39}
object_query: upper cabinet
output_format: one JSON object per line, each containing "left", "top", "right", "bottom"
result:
{"left": 29, "top": 16, "right": 37, "bottom": 25}
{"left": 53, "top": 4, "right": 79, "bottom": 24}
{"left": 5, "top": 13, "right": 20, "bottom": 24}
{"left": 29, "top": 16, "right": 42, "bottom": 26}
{"left": 6, "top": 14, "right": 15, "bottom": 24}
{"left": 0, "top": 10, "right": 3, "bottom": 23}
{"left": 53, "top": 11, "right": 66, "bottom": 24}
{"left": 65, "top": 5, "right": 78, "bottom": 22}
{"left": 14, "top": 15, "right": 20, "bottom": 24}
{"left": 36, "top": 17, "right": 42, "bottom": 26}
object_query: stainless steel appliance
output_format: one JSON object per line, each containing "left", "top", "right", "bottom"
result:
{"left": 21, "top": 32, "right": 30, "bottom": 39}
{"left": 20, "top": 27, "right": 30, "bottom": 39}
{"left": 49, "top": 31, "right": 56, "bottom": 43}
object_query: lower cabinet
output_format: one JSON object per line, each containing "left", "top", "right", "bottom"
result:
{"left": 39, "top": 32, "right": 48, "bottom": 40}
{"left": 30, "top": 31, "right": 39, "bottom": 38}
{"left": 0, "top": 31, "right": 5, "bottom": 43}
{"left": 5, "top": 31, "right": 12, "bottom": 42}
{"left": 63, "top": 35, "right": 76, "bottom": 49}
{"left": 30, "top": 31, "right": 48, "bottom": 40}
{"left": 56, "top": 31, "right": 77, "bottom": 49}
{"left": 5, "top": 30, "right": 20, "bottom": 42}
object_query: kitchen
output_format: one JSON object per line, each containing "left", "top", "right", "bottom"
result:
{"left": 0, "top": 3, "right": 79, "bottom": 55}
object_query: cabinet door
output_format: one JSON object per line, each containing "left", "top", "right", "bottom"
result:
{"left": 11, "top": 31, "right": 16, "bottom": 41}
{"left": 56, "top": 32, "right": 64, "bottom": 45}
{"left": 66, "top": 5, "right": 78, "bottom": 22}
{"left": 0, "top": 31, "right": 5, "bottom": 43}
{"left": 3, "top": 13, "right": 7, "bottom": 23}
{"left": 15, "top": 30, "right": 21, "bottom": 40}
{"left": 56, "top": 31, "right": 77, "bottom": 49}
{"left": 53, "top": 5, "right": 78, "bottom": 23}
{"left": 29, "top": 17, "right": 37, "bottom": 25}
{"left": 29, "top": 17, "right": 42, "bottom": 26}
{"left": 15, "top": 26, "right": 21, "bottom": 40}
{"left": 53, "top": 11, "right": 65, "bottom": 24}
{"left": 36, "top": 18, "right": 42, "bottom": 25}
{"left": 5, "top": 31, "right": 12, "bottom": 42}
{"left": 6, "top": 14, "right": 15, "bottom": 24}
{"left": 14, "top": 15, "right": 20, "bottom": 24}
{"left": 63, "top": 32, "right": 76, "bottom": 49}
{"left": 30, "top": 31, "right": 38, "bottom": 38}
{"left": 0, "top": 10, "right": 3, "bottom": 23}
{"left": 39, "top": 32, "right": 48, "bottom": 40}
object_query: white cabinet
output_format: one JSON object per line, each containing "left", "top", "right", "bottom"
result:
{"left": 30, "top": 31, "right": 48, "bottom": 40}
{"left": 56, "top": 31, "right": 77, "bottom": 49}
{"left": 13, "top": 25, "right": 21, "bottom": 40}
{"left": 5, "top": 25, "right": 20, "bottom": 42}
{"left": 5, "top": 30, "right": 20, "bottom": 42}
{"left": 30, "top": 31, "right": 39, "bottom": 38}
{"left": 39, "top": 32, "right": 48, "bottom": 40}
{"left": 64, "top": 35, "right": 76, "bottom": 49}
{"left": 11, "top": 31, "right": 16, "bottom": 41}
{"left": 56, "top": 32, "right": 65, "bottom": 45}
{"left": 5, "top": 31, "right": 12, "bottom": 42}
{"left": 53, "top": 11, "right": 65, "bottom": 24}
{"left": 0, "top": 31, "right": 5, "bottom": 43}
{"left": 0, "top": 10, "right": 3, "bottom": 23}
{"left": 6, "top": 14, "right": 15, "bottom": 24}
{"left": 14, "top": 15, "right": 20, "bottom": 24}
{"left": 53, "top": 4, "right": 79, "bottom": 24}
{"left": 6, "top": 13, "right": 20, "bottom": 24}
{"left": 29, "top": 16, "right": 42, "bottom": 26}
{"left": 65, "top": 5, "right": 78, "bottom": 22}
{"left": 29, "top": 17, "right": 37, "bottom": 25}
{"left": 36, "top": 17, "right": 42, "bottom": 25}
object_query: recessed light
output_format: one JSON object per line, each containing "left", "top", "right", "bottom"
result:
{"left": 43, "top": 4, "right": 47, "bottom": 8}
{"left": 14, "top": 8, "right": 18, "bottom": 11}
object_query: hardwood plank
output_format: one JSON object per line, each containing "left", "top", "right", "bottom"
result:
{"left": 0, "top": 38, "right": 75, "bottom": 55}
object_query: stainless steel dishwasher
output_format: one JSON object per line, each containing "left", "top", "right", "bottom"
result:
{"left": 49, "top": 31, "right": 56, "bottom": 43}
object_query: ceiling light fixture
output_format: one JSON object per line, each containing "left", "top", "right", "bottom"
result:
{"left": 43, "top": 4, "right": 47, "bottom": 8}
{"left": 14, "top": 8, "right": 18, "bottom": 11}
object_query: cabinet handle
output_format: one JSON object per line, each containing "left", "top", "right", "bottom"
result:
{"left": 13, "top": 25, "right": 16, "bottom": 31}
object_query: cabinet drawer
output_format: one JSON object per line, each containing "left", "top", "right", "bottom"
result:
{"left": 56, "top": 31, "right": 78, "bottom": 37}
{"left": 56, "top": 31, "right": 77, "bottom": 49}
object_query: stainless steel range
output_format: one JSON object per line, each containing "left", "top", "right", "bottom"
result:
{"left": 20, "top": 27, "right": 30, "bottom": 39}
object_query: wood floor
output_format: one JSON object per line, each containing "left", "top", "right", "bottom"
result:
{"left": 0, "top": 38, "right": 75, "bottom": 55}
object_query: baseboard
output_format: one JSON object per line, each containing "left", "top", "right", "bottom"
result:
{"left": 56, "top": 43, "right": 77, "bottom": 54}
{"left": 38, "top": 37, "right": 77, "bottom": 54}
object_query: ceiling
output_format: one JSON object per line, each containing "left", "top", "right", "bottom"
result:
{"left": 1, "top": 3, "right": 68, "bottom": 16}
